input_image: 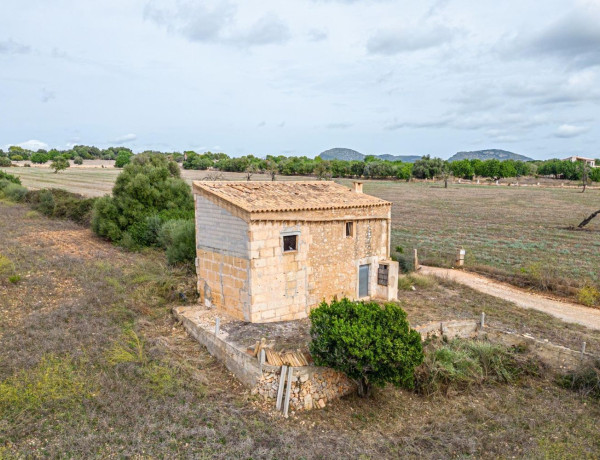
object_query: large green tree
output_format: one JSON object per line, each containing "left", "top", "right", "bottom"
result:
{"left": 92, "top": 153, "right": 193, "bottom": 246}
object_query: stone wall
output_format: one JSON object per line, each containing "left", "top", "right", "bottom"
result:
{"left": 248, "top": 209, "right": 398, "bottom": 322}
{"left": 415, "top": 319, "right": 596, "bottom": 372}
{"left": 173, "top": 306, "right": 354, "bottom": 412}
{"left": 253, "top": 367, "right": 355, "bottom": 412}
{"left": 195, "top": 195, "right": 252, "bottom": 321}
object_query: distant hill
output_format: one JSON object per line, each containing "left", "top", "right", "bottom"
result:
{"left": 448, "top": 149, "right": 533, "bottom": 162}
{"left": 318, "top": 148, "right": 421, "bottom": 163}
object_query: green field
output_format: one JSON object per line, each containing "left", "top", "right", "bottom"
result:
{"left": 3, "top": 165, "right": 599, "bottom": 297}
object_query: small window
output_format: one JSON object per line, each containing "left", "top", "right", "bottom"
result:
{"left": 283, "top": 235, "right": 297, "bottom": 252}
{"left": 378, "top": 264, "right": 389, "bottom": 286}
{"left": 345, "top": 221, "right": 354, "bottom": 238}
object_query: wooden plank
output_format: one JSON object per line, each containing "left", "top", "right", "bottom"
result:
{"left": 283, "top": 366, "right": 294, "bottom": 418}
{"left": 275, "top": 365, "right": 288, "bottom": 411}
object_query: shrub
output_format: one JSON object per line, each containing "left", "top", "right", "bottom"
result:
{"left": 9, "top": 154, "right": 23, "bottom": 161}
{"left": 73, "top": 156, "right": 83, "bottom": 165}
{"left": 558, "top": 361, "right": 600, "bottom": 400}
{"left": 0, "top": 157, "right": 11, "bottom": 167}
{"left": 309, "top": 299, "right": 424, "bottom": 397}
{"left": 92, "top": 153, "right": 193, "bottom": 247}
{"left": 158, "top": 219, "right": 196, "bottom": 265}
{"left": 3, "top": 183, "right": 28, "bottom": 202}
{"left": 26, "top": 189, "right": 97, "bottom": 225}
{"left": 414, "top": 339, "right": 539, "bottom": 396}
{"left": 577, "top": 285, "right": 600, "bottom": 307}
{"left": 0, "top": 171, "right": 21, "bottom": 185}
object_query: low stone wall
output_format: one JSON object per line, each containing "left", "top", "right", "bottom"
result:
{"left": 254, "top": 367, "right": 355, "bottom": 411}
{"left": 173, "top": 306, "right": 354, "bottom": 412}
{"left": 415, "top": 319, "right": 596, "bottom": 372}
{"left": 175, "top": 307, "right": 597, "bottom": 415}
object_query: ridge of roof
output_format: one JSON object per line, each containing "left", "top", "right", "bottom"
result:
{"left": 192, "top": 180, "right": 390, "bottom": 213}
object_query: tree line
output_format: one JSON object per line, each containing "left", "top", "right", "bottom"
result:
{"left": 2, "top": 144, "right": 600, "bottom": 182}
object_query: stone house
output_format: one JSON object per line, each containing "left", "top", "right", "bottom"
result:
{"left": 193, "top": 180, "right": 399, "bottom": 323}
{"left": 563, "top": 156, "right": 597, "bottom": 168}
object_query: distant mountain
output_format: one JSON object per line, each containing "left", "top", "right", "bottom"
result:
{"left": 318, "top": 148, "right": 421, "bottom": 163}
{"left": 448, "top": 149, "right": 534, "bottom": 162}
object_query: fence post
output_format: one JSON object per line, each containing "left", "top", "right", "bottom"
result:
{"left": 276, "top": 365, "right": 288, "bottom": 411}
{"left": 259, "top": 348, "right": 266, "bottom": 372}
{"left": 283, "top": 366, "right": 294, "bottom": 418}
{"left": 581, "top": 341, "right": 587, "bottom": 357}
{"left": 215, "top": 317, "right": 220, "bottom": 336}
{"left": 413, "top": 249, "right": 419, "bottom": 270}
{"left": 480, "top": 312, "right": 485, "bottom": 328}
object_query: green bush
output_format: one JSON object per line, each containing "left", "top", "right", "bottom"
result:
{"left": 0, "top": 157, "right": 11, "bottom": 167}
{"left": 73, "top": 156, "right": 83, "bottom": 165}
{"left": 3, "top": 184, "right": 28, "bottom": 202}
{"left": 0, "top": 171, "right": 21, "bottom": 185}
{"left": 158, "top": 219, "right": 196, "bottom": 265}
{"left": 9, "top": 155, "right": 23, "bottom": 161}
{"left": 26, "top": 189, "right": 97, "bottom": 225}
{"left": 309, "top": 299, "right": 424, "bottom": 397}
{"left": 414, "top": 339, "right": 539, "bottom": 396}
{"left": 92, "top": 153, "right": 194, "bottom": 247}
{"left": 558, "top": 361, "right": 600, "bottom": 400}
{"left": 577, "top": 285, "right": 600, "bottom": 307}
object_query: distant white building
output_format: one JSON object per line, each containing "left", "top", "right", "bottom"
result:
{"left": 563, "top": 156, "right": 597, "bottom": 168}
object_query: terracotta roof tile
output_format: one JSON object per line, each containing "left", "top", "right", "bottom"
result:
{"left": 192, "top": 181, "right": 389, "bottom": 213}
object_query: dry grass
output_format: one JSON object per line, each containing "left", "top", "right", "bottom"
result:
{"left": 0, "top": 164, "right": 314, "bottom": 197}
{"left": 356, "top": 180, "right": 600, "bottom": 298}
{"left": 1, "top": 198, "right": 600, "bottom": 458}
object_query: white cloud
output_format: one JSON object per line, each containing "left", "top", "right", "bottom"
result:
{"left": 367, "top": 24, "right": 459, "bottom": 55}
{"left": 3, "top": 140, "right": 50, "bottom": 151}
{"left": 0, "top": 39, "right": 30, "bottom": 54}
{"left": 554, "top": 124, "right": 589, "bottom": 138}
{"left": 112, "top": 133, "right": 137, "bottom": 144}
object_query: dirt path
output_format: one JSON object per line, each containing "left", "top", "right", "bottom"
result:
{"left": 419, "top": 266, "right": 600, "bottom": 331}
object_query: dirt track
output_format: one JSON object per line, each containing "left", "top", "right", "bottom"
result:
{"left": 420, "top": 266, "right": 600, "bottom": 331}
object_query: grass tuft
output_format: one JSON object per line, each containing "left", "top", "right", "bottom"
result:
{"left": 0, "top": 356, "right": 92, "bottom": 418}
{"left": 558, "top": 361, "right": 600, "bottom": 400}
{"left": 414, "top": 339, "right": 540, "bottom": 396}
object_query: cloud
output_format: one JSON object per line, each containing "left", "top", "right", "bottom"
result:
{"left": 112, "top": 133, "right": 137, "bottom": 144}
{"left": 145, "top": 2, "right": 289, "bottom": 47}
{"left": 4, "top": 140, "right": 49, "bottom": 151}
{"left": 367, "top": 24, "right": 458, "bottom": 55}
{"left": 508, "top": 8, "right": 600, "bottom": 68}
{"left": 554, "top": 124, "right": 589, "bottom": 138}
{"left": 308, "top": 29, "right": 328, "bottom": 42}
{"left": 257, "top": 121, "right": 266, "bottom": 127}
{"left": 41, "top": 88, "right": 56, "bottom": 103}
{"left": 231, "top": 14, "right": 290, "bottom": 46}
{"left": 326, "top": 122, "right": 353, "bottom": 129}
{"left": 0, "top": 39, "right": 30, "bottom": 55}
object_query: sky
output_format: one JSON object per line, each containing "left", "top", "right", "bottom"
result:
{"left": 1, "top": 0, "right": 599, "bottom": 160}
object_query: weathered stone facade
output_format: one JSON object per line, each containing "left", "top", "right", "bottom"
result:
{"left": 194, "top": 181, "right": 399, "bottom": 323}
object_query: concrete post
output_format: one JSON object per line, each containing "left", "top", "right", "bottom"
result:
{"left": 480, "top": 312, "right": 486, "bottom": 328}
{"left": 581, "top": 341, "right": 587, "bottom": 357}
{"left": 456, "top": 248, "right": 465, "bottom": 267}
{"left": 413, "top": 249, "right": 419, "bottom": 270}
{"left": 215, "top": 317, "right": 220, "bottom": 336}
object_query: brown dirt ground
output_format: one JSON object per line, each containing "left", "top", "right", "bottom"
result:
{"left": 1, "top": 201, "right": 600, "bottom": 459}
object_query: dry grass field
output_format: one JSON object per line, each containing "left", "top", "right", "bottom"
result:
{"left": 3, "top": 164, "right": 599, "bottom": 298}
{"left": 0, "top": 163, "right": 313, "bottom": 197}
{"left": 1, "top": 201, "right": 600, "bottom": 458}
{"left": 361, "top": 181, "right": 600, "bottom": 295}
